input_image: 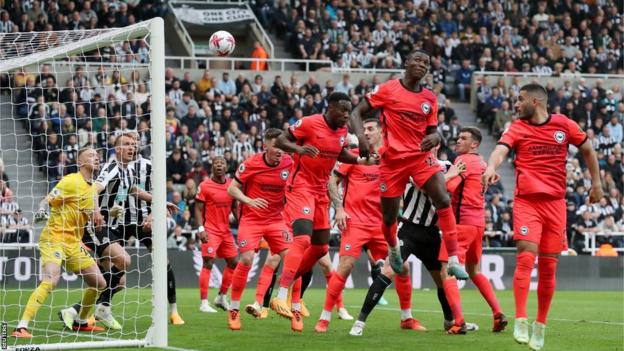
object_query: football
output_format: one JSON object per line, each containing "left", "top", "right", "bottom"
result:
{"left": 209, "top": 30, "right": 236, "bottom": 57}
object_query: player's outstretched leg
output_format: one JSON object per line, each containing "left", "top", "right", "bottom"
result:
{"left": 199, "top": 256, "right": 217, "bottom": 313}
{"left": 513, "top": 245, "right": 536, "bottom": 344}
{"left": 349, "top": 273, "right": 393, "bottom": 336}
{"left": 249, "top": 255, "right": 280, "bottom": 319}
{"left": 315, "top": 254, "right": 358, "bottom": 333}
{"left": 272, "top": 231, "right": 311, "bottom": 319}
{"left": 369, "top": 259, "right": 388, "bottom": 305}
{"left": 215, "top": 258, "right": 236, "bottom": 311}
{"left": 290, "top": 277, "right": 304, "bottom": 332}
{"left": 229, "top": 256, "right": 254, "bottom": 330}
{"left": 442, "top": 274, "right": 466, "bottom": 335}
{"left": 468, "top": 263, "right": 506, "bottom": 332}
{"left": 529, "top": 255, "right": 558, "bottom": 350}
{"left": 95, "top": 243, "right": 129, "bottom": 330}
{"left": 380, "top": 197, "right": 403, "bottom": 274}
{"left": 168, "top": 263, "right": 185, "bottom": 325}
{"left": 395, "top": 273, "right": 427, "bottom": 331}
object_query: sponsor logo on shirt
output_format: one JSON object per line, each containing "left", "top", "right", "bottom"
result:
{"left": 553, "top": 130, "right": 566, "bottom": 144}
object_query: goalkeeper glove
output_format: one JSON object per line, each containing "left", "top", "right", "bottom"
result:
{"left": 34, "top": 208, "right": 49, "bottom": 223}
{"left": 109, "top": 204, "right": 124, "bottom": 219}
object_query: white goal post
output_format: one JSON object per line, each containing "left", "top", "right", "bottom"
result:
{"left": 1, "top": 18, "right": 167, "bottom": 350}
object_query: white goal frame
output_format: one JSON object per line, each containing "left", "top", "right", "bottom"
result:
{"left": 1, "top": 18, "right": 168, "bottom": 350}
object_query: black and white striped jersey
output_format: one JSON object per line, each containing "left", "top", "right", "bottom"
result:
{"left": 400, "top": 160, "right": 452, "bottom": 227}
{"left": 96, "top": 160, "right": 135, "bottom": 228}
{"left": 128, "top": 156, "right": 152, "bottom": 225}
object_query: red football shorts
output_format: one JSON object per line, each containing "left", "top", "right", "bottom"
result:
{"left": 284, "top": 187, "right": 330, "bottom": 230}
{"left": 238, "top": 220, "right": 292, "bottom": 255}
{"left": 339, "top": 223, "right": 388, "bottom": 261}
{"left": 513, "top": 196, "right": 567, "bottom": 254}
{"left": 379, "top": 152, "right": 443, "bottom": 198}
{"left": 438, "top": 224, "right": 484, "bottom": 264}
{"left": 201, "top": 231, "right": 238, "bottom": 258}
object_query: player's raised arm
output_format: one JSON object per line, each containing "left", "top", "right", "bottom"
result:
{"left": 350, "top": 99, "right": 373, "bottom": 158}
{"left": 577, "top": 140, "right": 603, "bottom": 202}
{"left": 482, "top": 144, "right": 509, "bottom": 186}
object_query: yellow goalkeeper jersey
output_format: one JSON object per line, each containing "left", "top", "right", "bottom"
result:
{"left": 41, "top": 172, "right": 97, "bottom": 244}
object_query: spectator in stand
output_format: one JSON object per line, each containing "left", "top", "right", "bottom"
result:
{"left": 251, "top": 41, "right": 269, "bottom": 71}
{"left": 455, "top": 59, "right": 473, "bottom": 102}
{"left": 217, "top": 72, "right": 236, "bottom": 101}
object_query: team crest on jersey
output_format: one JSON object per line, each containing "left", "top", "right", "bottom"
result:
{"left": 380, "top": 183, "right": 387, "bottom": 193}
{"left": 520, "top": 226, "right": 529, "bottom": 235}
{"left": 54, "top": 251, "right": 61, "bottom": 259}
{"left": 239, "top": 240, "right": 247, "bottom": 248}
{"left": 345, "top": 244, "right": 351, "bottom": 251}
{"left": 339, "top": 136, "right": 345, "bottom": 145}
{"left": 366, "top": 85, "right": 379, "bottom": 99}
{"left": 207, "top": 247, "right": 214, "bottom": 253}
{"left": 553, "top": 131, "right": 566, "bottom": 144}
{"left": 293, "top": 119, "right": 303, "bottom": 129}
{"left": 281, "top": 169, "right": 289, "bottom": 180}
{"left": 238, "top": 164, "right": 245, "bottom": 173}
{"left": 303, "top": 207, "right": 311, "bottom": 215}
{"left": 421, "top": 102, "right": 432, "bottom": 115}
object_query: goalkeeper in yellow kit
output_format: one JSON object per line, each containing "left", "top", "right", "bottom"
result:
{"left": 12, "top": 148, "right": 107, "bottom": 338}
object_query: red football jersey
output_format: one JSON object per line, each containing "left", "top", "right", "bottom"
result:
{"left": 235, "top": 152, "right": 293, "bottom": 225}
{"left": 447, "top": 153, "right": 487, "bottom": 227}
{"left": 335, "top": 149, "right": 382, "bottom": 226}
{"left": 195, "top": 177, "right": 233, "bottom": 235}
{"left": 365, "top": 79, "right": 438, "bottom": 161}
{"left": 498, "top": 114, "right": 587, "bottom": 199}
{"left": 288, "top": 114, "right": 348, "bottom": 194}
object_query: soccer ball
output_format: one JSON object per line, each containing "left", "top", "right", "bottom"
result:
{"left": 209, "top": 31, "right": 236, "bottom": 57}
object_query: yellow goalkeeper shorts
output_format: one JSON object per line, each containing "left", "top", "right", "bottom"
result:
{"left": 39, "top": 238, "right": 96, "bottom": 273}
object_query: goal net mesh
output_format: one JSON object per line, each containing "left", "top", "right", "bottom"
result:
{"left": 0, "top": 20, "right": 163, "bottom": 350}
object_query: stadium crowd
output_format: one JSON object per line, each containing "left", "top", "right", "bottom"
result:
{"left": 0, "top": 0, "right": 622, "bottom": 254}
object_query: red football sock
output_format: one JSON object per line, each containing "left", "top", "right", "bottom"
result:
{"left": 292, "top": 277, "right": 302, "bottom": 304}
{"left": 296, "top": 244, "right": 329, "bottom": 278}
{"left": 279, "top": 235, "right": 311, "bottom": 289}
{"left": 324, "top": 271, "right": 345, "bottom": 309}
{"left": 395, "top": 274, "right": 412, "bottom": 310}
{"left": 472, "top": 273, "right": 501, "bottom": 315}
{"left": 323, "top": 273, "right": 346, "bottom": 311}
{"left": 219, "top": 265, "right": 234, "bottom": 295}
{"left": 199, "top": 267, "right": 211, "bottom": 300}
{"left": 230, "top": 262, "right": 251, "bottom": 302}
{"left": 443, "top": 278, "right": 464, "bottom": 325}
{"left": 513, "top": 251, "right": 536, "bottom": 319}
{"left": 536, "top": 256, "right": 558, "bottom": 324}
{"left": 381, "top": 221, "right": 398, "bottom": 247}
{"left": 255, "top": 265, "right": 275, "bottom": 304}
{"left": 436, "top": 207, "right": 458, "bottom": 256}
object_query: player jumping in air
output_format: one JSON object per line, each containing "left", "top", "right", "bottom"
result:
{"left": 350, "top": 49, "right": 468, "bottom": 279}
{"left": 195, "top": 157, "right": 238, "bottom": 313}
{"left": 270, "top": 92, "right": 376, "bottom": 331}
{"left": 13, "top": 148, "right": 106, "bottom": 338}
{"left": 483, "top": 84, "right": 602, "bottom": 350}
{"left": 225, "top": 128, "right": 294, "bottom": 330}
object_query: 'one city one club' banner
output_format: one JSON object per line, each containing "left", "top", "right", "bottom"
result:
{"left": 1, "top": 248, "right": 622, "bottom": 291}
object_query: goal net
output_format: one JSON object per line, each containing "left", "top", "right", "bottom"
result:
{"left": 0, "top": 18, "right": 167, "bottom": 350}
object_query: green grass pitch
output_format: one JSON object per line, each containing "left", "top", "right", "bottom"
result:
{"left": 3, "top": 288, "right": 623, "bottom": 351}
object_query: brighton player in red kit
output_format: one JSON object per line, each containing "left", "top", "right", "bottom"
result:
{"left": 483, "top": 84, "right": 602, "bottom": 350}
{"left": 314, "top": 118, "right": 392, "bottom": 333}
{"left": 225, "top": 128, "right": 294, "bottom": 330}
{"left": 440, "top": 127, "right": 507, "bottom": 334}
{"left": 350, "top": 49, "right": 467, "bottom": 279}
{"left": 195, "top": 157, "right": 238, "bottom": 313}
{"left": 270, "top": 92, "right": 376, "bottom": 330}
